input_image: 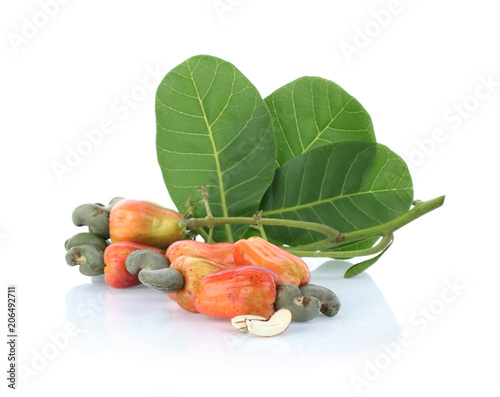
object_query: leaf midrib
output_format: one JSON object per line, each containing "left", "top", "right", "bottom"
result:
{"left": 302, "top": 96, "right": 354, "bottom": 153}
{"left": 262, "top": 187, "right": 412, "bottom": 217}
{"left": 186, "top": 60, "right": 233, "bottom": 241}
{"left": 273, "top": 81, "right": 357, "bottom": 166}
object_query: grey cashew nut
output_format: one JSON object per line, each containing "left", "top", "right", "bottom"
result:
{"left": 299, "top": 284, "right": 341, "bottom": 317}
{"left": 274, "top": 283, "right": 321, "bottom": 322}
{"left": 65, "top": 232, "right": 109, "bottom": 251}
{"left": 71, "top": 197, "right": 124, "bottom": 239}
{"left": 105, "top": 197, "right": 125, "bottom": 208}
{"left": 138, "top": 268, "right": 184, "bottom": 294}
{"left": 125, "top": 250, "right": 170, "bottom": 275}
{"left": 65, "top": 245, "right": 105, "bottom": 276}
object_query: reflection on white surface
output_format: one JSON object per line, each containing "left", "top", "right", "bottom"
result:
{"left": 64, "top": 260, "right": 401, "bottom": 366}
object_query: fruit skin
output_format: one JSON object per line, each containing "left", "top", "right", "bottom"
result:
{"left": 103, "top": 242, "right": 166, "bottom": 288}
{"left": 195, "top": 265, "right": 279, "bottom": 319}
{"left": 166, "top": 240, "right": 235, "bottom": 265}
{"left": 168, "top": 255, "right": 236, "bottom": 313}
{"left": 109, "top": 199, "right": 186, "bottom": 247}
{"left": 233, "top": 237, "right": 311, "bottom": 286}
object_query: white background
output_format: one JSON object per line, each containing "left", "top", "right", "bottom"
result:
{"left": 1, "top": 0, "right": 499, "bottom": 396}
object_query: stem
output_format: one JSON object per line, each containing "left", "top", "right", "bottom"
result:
{"left": 182, "top": 195, "right": 195, "bottom": 219}
{"left": 199, "top": 185, "right": 213, "bottom": 218}
{"left": 340, "top": 195, "right": 445, "bottom": 244}
{"left": 180, "top": 195, "right": 445, "bottom": 259}
{"left": 182, "top": 216, "right": 342, "bottom": 242}
{"left": 195, "top": 228, "right": 209, "bottom": 241}
{"left": 290, "top": 196, "right": 445, "bottom": 252}
{"left": 291, "top": 238, "right": 343, "bottom": 252}
{"left": 199, "top": 185, "right": 214, "bottom": 243}
{"left": 207, "top": 227, "right": 214, "bottom": 243}
{"left": 252, "top": 211, "right": 267, "bottom": 240}
{"left": 287, "top": 234, "right": 394, "bottom": 258}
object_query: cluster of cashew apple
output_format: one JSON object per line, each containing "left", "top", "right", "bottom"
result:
{"left": 65, "top": 198, "right": 341, "bottom": 329}
{"left": 65, "top": 197, "right": 123, "bottom": 277}
{"left": 65, "top": 198, "right": 186, "bottom": 286}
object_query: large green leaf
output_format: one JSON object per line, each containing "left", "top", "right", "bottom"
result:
{"left": 156, "top": 55, "right": 276, "bottom": 242}
{"left": 260, "top": 141, "right": 413, "bottom": 246}
{"left": 265, "top": 76, "right": 375, "bottom": 167}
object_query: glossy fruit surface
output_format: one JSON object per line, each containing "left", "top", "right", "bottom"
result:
{"left": 195, "top": 265, "right": 279, "bottom": 319}
{"left": 233, "top": 237, "right": 310, "bottom": 286}
{"left": 109, "top": 199, "right": 186, "bottom": 247}
{"left": 103, "top": 242, "right": 165, "bottom": 288}
{"left": 166, "top": 240, "right": 235, "bottom": 265}
{"left": 168, "top": 255, "right": 236, "bottom": 313}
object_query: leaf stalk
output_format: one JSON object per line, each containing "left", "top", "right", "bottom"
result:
{"left": 180, "top": 195, "right": 445, "bottom": 261}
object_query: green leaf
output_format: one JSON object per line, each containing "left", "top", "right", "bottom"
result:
{"left": 344, "top": 236, "right": 394, "bottom": 278}
{"left": 265, "top": 76, "right": 376, "bottom": 167}
{"left": 260, "top": 141, "right": 413, "bottom": 246}
{"left": 156, "top": 55, "right": 277, "bottom": 242}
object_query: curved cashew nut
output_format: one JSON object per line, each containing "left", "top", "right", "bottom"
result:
{"left": 106, "top": 197, "right": 125, "bottom": 208}
{"left": 65, "top": 232, "right": 109, "bottom": 251}
{"left": 65, "top": 245, "right": 105, "bottom": 276}
{"left": 245, "top": 308, "right": 293, "bottom": 337}
{"left": 138, "top": 268, "right": 184, "bottom": 294}
{"left": 274, "top": 283, "right": 321, "bottom": 322}
{"left": 299, "top": 284, "right": 341, "bottom": 317}
{"left": 72, "top": 197, "right": 124, "bottom": 239}
{"left": 125, "top": 249, "right": 170, "bottom": 275}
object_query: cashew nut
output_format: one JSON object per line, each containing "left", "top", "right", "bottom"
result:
{"left": 72, "top": 197, "right": 124, "bottom": 239}
{"left": 299, "top": 284, "right": 341, "bottom": 317}
{"left": 245, "top": 308, "right": 292, "bottom": 337}
{"left": 230, "top": 314, "right": 267, "bottom": 333}
{"left": 274, "top": 283, "right": 321, "bottom": 322}
{"left": 65, "top": 232, "right": 109, "bottom": 251}
{"left": 65, "top": 245, "right": 105, "bottom": 276}
{"left": 138, "top": 268, "right": 184, "bottom": 294}
{"left": 125, "top": 249, "right": 170, "bottom": 275}
{"left": 106, "top": 197, "right": 125, "bottom": 208}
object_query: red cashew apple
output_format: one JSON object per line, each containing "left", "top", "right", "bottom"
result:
{"left": 195, "top": 265, "right": 279, "bottom": 319}
{"left": 167, "top": 255, "right": 236, "bottom": 313}
{"left": 103, "top": 242, "right": 166, "bottom": 288}
{"left": 109, "top": 199, "right": 186, "bottom": 247}
{"left": 233, "top": 236, "right": 311, "bottom": 286}
{"left": 166, "top": 240, "right": 235, "bottom": 265}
